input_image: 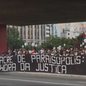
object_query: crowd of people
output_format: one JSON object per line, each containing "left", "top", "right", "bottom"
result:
{"left": 0, "top": 46, "right": 86, "bottom": 73}
{"left": 6, "top": 46, "right": 86, "bottom": 57}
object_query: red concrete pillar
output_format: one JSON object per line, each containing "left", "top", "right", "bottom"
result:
{"left": 0, "top": 25, "right": 7, "bottom": 54}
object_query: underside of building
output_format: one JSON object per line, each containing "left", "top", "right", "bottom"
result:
{"left": 0, "top": 0, "right": 86, "bottom": 25}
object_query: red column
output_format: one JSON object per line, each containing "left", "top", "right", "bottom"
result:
{"left": 0, "top": 25, "right": 7, "bottom": 54}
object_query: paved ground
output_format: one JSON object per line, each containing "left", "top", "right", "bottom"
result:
{"left": 0, "top": 72, "right": 86, "bottom": 86}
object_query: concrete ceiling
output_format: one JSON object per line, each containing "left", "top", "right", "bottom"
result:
{"left": 0, "top": 0, "right": 86, "bottom": 25}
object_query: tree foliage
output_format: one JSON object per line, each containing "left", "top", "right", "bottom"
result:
{"left": 8, "top": 28, "right": 24, "bottom": 50}
{"left": 41, "top": 36, "right": 77, "bottom": 49}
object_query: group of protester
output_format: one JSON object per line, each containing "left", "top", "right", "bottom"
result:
{"left": 6, "top": 46, "right": 86, "bottom": 57}
{"left": 0, "top": 46, "right": 86, "bottom": 73}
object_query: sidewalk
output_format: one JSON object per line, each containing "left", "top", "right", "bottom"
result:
{"left": 8, "top": 72, "right": 86, "bottom": 80}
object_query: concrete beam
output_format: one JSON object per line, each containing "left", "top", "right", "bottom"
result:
{"left": 0, "top": 0, "right": 86, "bottom": 25}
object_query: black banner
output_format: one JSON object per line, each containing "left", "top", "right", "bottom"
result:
{"left": 0, "top": 54, "right": 86, "bottom": 75}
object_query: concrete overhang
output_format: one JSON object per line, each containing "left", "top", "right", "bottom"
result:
{"left": 0, "top": 0, "right": 86, "bottom": 25}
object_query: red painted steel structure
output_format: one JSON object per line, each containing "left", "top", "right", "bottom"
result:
{"left": 0, "top": 25, "right": 7, "bottom": 54}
